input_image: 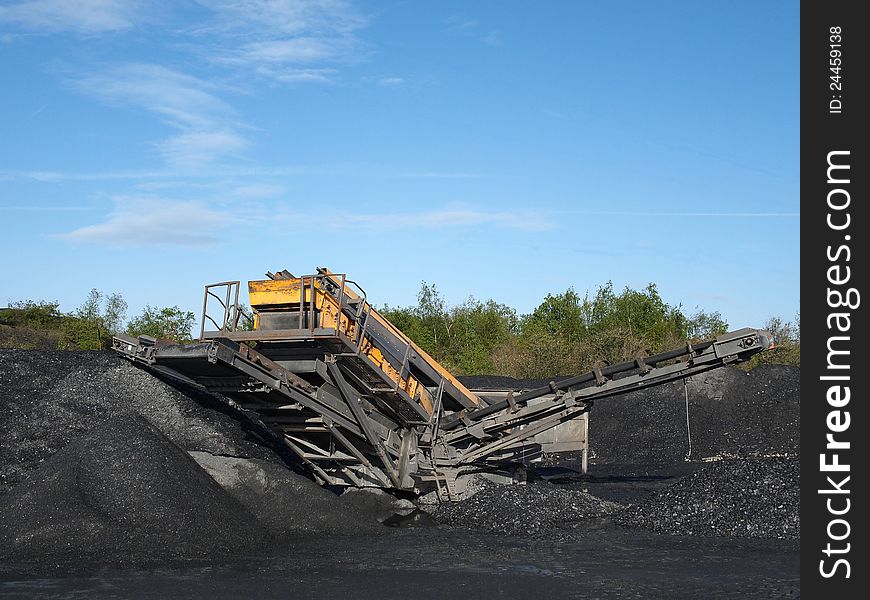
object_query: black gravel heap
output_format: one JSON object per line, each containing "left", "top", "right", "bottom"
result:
{"left": 617, "top": 457, "right": 799, "bottom": 539}
{"left": 0, "top": 349, "right": 382, "bottom": 565}
{"left": 0, "top": 350, "right": 294, "bottom": 494}
{"left": 573, "top": 365, "right": 799, "bottom": 464}
{"left": 464, "top": 366, "right": 799, "bottom": 465}
{"left": 0, "top": 413, "right": 268, "bottom": 564}
{"left": 434, "top": 481, "right": 622, "bottom": 537}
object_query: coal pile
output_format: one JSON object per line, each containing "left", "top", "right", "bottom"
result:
{"left": 0, "top": 414, "right": 268, "bottom": 564}
{"left": 617, "top": 457, "right": 799, "bottom": 539}
{"left": 586, "top": 365, "right": 800, "bottom": 464}
{"left": 461, "top": 366, "right": 799, "bottom": 466}
{"left": 0, "top": 349, "right": 383, "bottom": 565}
{"left": 0, "top": 349, "right": 295, "bottom": 494}
{"left": 435, "top": 481, "right": 621, "bottom": 537}
{"left": 191, "top": 452, "right": 380, "bottom": 537}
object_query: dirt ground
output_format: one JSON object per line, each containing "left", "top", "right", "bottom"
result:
{"left": 0, "top": 529, "right": 798, "bottom": 599}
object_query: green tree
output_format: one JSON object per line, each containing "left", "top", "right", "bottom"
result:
{"left": 381, "top": 282, "right": 448, "bottom": 359}
{"left": 234, "top": 304, "right": 256, "bottom": 332}
{"left": 739, "top": 314, "right": 800, "bottom": 370}
{"left": 686, "top": 308, "right": 729, "bottom": 341}
{"left": 381, "top": 284, "right": 518, "bottom": 374}
{"left": 442, "top": 298, "right": 518, "bottom": 374}
{"left": 127, "top": 305, "right": 196, "bottom": 342}
{"left": 0, "top": 300, "right": 71, "bottom": 350}
{"left": 0, "top": 300, "right": 64, "bottom": 329}
{"left": 65, "top": 289, "right": 128, "bottom": 350}
{"left": 523, "top": 288, "right": 589, "bottom": 343}
{"left": 763, "top": 315, "right": 799, "bottom": 345}
{"left": 589, "top": 282, "right": 687, "bottom": 349}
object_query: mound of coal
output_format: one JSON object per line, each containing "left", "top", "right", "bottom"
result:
{"left": 0, "top": 349, "right": 384, "bottom": 550}
{"left": 587, "top": 365, "right": 800, "bottom": 464}
{"left": 0, "top": 350, "right": 295, "bottom": 494}
{"left": 617, "top": 457, "right": 799, "bottom": 539}
{"left": 435, "top": 481, "right": 621, "bottom": 537}
{"left": 0, "top": 414, "right": 267, "bottom": 564}
{"left": 190, "top": 452, "right": 380, "bottom": 537}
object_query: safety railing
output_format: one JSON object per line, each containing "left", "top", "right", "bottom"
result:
{"left": 200, "top": 281, "right": 252, "bottom": 340}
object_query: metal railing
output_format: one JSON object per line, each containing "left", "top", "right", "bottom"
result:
{"left": 199, "top": 281, "right": 250, "bottom": 340}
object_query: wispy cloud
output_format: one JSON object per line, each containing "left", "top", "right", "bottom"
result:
{"left": 230, "top": 183, "right": 285, "bottom": 198}
{"left": 277, "top": 207, "right": 552, "bottom": 232}
{"left": 73, "top": 63, "right": 227, "bottom": 128}
{"left": 0, "top": 0, "right": 141, "bottom": 34}
{"left": 55, "top": 200, "right": 544, "bottom": 248}
{"left": 5, "top": 1, "right": 375, "bottom": 175}
{"left": 377, "top": 76, "right": 404, "bottom": 86}
{"left": 72, "top": 63, "right": 248, "bottom": 167}
{"left": 193, "top": 0, "right": 365, "bottom": 36}
{"left": 566, "top": 211, "right": 799, "bottom": 218}
{"left": 157, "top": 130, "right": 249, "bottom": 168}
{"left": 193, "top": 0, "right": 367, "bottom": 83}
{"left": 445, "top": 14, "right": 478, "bottom": 34}
{"left": 445, "top": 13, "right": 499, "bottom": 46}
{"left": 0, "top": 205, "right": 96, "bottom": 212}
{"left": 0, "top": 165, "right": 485, "bottom": 182}
{"left": 22, "top": 102, "right": 49, "bottom": 122}
{"left": 56, "top": 196, "right": 237, "bottom": 246}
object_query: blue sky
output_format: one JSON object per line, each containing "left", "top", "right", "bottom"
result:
{"left": 0, "top": 0, "right": 799, "bottom": 331}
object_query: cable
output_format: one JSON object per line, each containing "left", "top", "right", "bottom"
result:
{"left": 684, "top": 379, "right": 693, "bottom": 461}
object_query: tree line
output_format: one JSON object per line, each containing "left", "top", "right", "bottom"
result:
{"left": 2, "top": 282, "right": 800, "bottom": 375}
{"left": 0, "top": 290, "right": 195, "bottom": 351}
{"left": 381, "top": 281, "right": 800, "bottom": 377}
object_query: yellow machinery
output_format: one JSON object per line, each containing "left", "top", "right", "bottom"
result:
{"left": 114, "top": 267, "right": 773, "bottom": 499}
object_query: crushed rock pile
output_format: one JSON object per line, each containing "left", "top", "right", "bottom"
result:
{"left": 617, "top": 457, "right": 799, "bottom": 539}
{"left": 0, "top": 414, "right": 268, "bottom": 564}
{"left": 191, "top": 452, "right": 380, "bottom": 537}
{"left": 463, "top": 365, "right": 800, "bottom": 465}
{"left": 0, "top": 350, "right": 283, "bottom": 493}
{"left": 0, "top": 350, "right": 381, "bottom": 564}
{"left": 434, "top": 481, "right": 622, "bottom": 537}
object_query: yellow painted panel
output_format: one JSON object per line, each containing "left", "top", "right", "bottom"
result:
{"left": 248, "top": 279, "right": 303, "bottom": 307}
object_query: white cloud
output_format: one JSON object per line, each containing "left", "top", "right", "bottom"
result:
{"left": 193, "top": 0, "right": 365, "bottom": 36}
{"left": 445, "top": 14, "right": 478, "bottom": 34}
{"left": 0, "top": 205, "right": 96, "bottom": 212}
{"left": 73, "top": 63, "right": 249, "bottom": 167}
{"left": 74, "top": 63, "right": 227, "bottom": 130}
{"left": 0, "top": 165, "right": 484, "bottom": 182}
{"left": 230, "top": 183, "right": 285, "bottom": 198}
{"left": 260, "top": 67, "right": 336, "bottom": 83}
{"left": 236, "top": 38, "right": 340, "bottom": 64}
{"left": 445, "top": 13, "right": 499, "bottom": 46}
{"left": 276, "top": 207, "right": 552, "bottom": 232}
{"left": 157, "top": 130, "right": 249, "bottom": 168}
{"left": 377, "top": 76, "right": 404, "bottom": 86}
{"left": 57, "top": 197, "right": 236, "bottom": 246}
{"left": 0, "top": 0, "right": 140, "bottom": 34}
{"left": 566, "top": 211, "right": 799, "bottom": 218}
{"left": 193, "top": 0, "right": 367, "bottom": 82}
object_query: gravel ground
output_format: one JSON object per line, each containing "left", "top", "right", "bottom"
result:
{"left": 616, "top": 457, "right": 800, "bottom": 539}
{"left": 435, "top": 480, "right": 622, "bottom": 537}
